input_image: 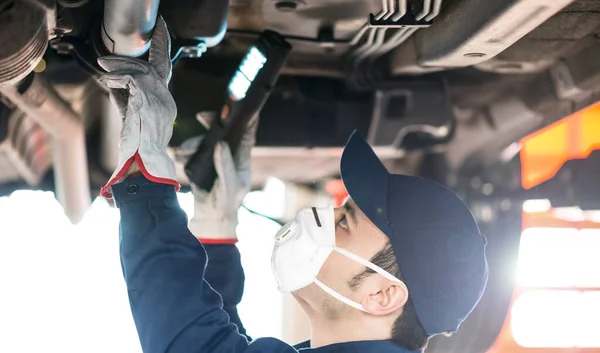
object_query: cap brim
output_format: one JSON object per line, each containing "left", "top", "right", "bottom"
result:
{"left": 340, "top": 131, "right": 390, "bottom": 234}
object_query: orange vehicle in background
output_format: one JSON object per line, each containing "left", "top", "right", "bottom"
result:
{"left": 490, "top": 103, "right": 600, "bottom": 353}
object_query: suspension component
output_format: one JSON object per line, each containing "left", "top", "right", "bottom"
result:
{"left": 101, "top": 0, "right": 161, "bottom": 57}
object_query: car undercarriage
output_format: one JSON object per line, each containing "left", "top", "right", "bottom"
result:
{"left": 1, "top": 1, "right": 600, "bottom": 350}
{"left": 2, "top": 0, "right": 600, "bottom": 220}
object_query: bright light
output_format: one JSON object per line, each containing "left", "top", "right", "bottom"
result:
{"left": 237, "top": 206, "right": 283, "bottom": 339}
{"left": 176, "top": 191, "right": 195, "bottom": 219}
{"left": 586, "top": 210, "right": 600, "bottom": 223}
{"left": 512, "top": 290, "right": 600, "bottom": 348}
{"left": 171, "top": 190, "right": 285, "bottom": 339}
{"left": 177, "top": 190, "right": 284, "bottom": 340}
{"left": 243, "top": 177, "right": 286, "bottom": 220}
{"left": 553, "top": 206, "right": 585, "bottom": 222}
{"left": 228, "top": 46, "right": 267, "bottom": 101}
{"left": 512, "top": 226, "right": 600, "bottom": 348}
{"left": 516, "top": 227, "right": 600, "bottom": 288}
{"left": 522, "top": 199, "right": 551, "bottom": 213}
{"left": 516, "top": 227, "right": 578, "bottom": 287}
{"left": 0, "top": 189, "right": 284, "bottom": 352}
{"left": 0, "top": 191, "right": 139, "bottom": 353}
{"left": 576, "top": 229, "right": 600, "bottom": 288}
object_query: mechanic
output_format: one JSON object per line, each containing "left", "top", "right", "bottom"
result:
{"left": 99, "top": 18, "right": 489, "bottom": 353}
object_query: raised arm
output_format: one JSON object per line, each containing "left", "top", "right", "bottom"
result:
{"left": 97, "top": 18, "right": 251, "bottom": 353}
{"left": 113, "top": 175, "right": 250, "bottom": 352}
{"left": 187, "top": 118, "right": 259, "bottom": 341}
{"left": 98, "top": 17, "right": 294, "bottom": 353}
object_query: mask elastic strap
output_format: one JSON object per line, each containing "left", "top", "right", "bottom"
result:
{"left": 334, "top": 247, "right": 404, "bottom": 284}
{"left": 313, "top": 247, "right": 405, "bottom": 314}
{"left": 314, "top": 279, "right": 369, "bottom": 313}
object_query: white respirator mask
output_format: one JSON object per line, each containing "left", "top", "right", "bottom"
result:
{"left": 271, "top": 205, "right": 404, "bottom": 313}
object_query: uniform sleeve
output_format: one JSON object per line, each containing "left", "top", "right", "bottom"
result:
{"left": 203, "top": 244, "right": 251, "bottom": 340}
{"left": 112, "top": 176, "right": 250, "bottom": 353}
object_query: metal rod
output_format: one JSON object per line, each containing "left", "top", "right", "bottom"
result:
{"left": 425, "top": 0, "right": 443, "bottom": 21}
{"left": 350, "top": 0, "right": 390, "bottom": 46}
{"left": 53, "top": 134, "right": 90, "bottom": 223}
{"left": 383, "top": 0, "right": 395, "bottom": 20}
{"left": 101, "top": 0, "right": 161, "bottom": 57}
{"left": 99, "top": 95, "right": 122, "bottom": 173}
{"left": 0, "top": 75, "right": 91, "bottom": 224}
{"left": 392, "top": 0, "right": 408, "bottom": 21}
{"left": 416, "top": 0, "right": 432, "bottom": 21}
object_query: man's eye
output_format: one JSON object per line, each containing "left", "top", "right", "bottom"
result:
{"left": 336, "top": 215, "right": 348, "bottom": 230}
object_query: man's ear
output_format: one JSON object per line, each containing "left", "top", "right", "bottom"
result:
{"left": 361, "top": 279, "right": 409, "bottom": 316}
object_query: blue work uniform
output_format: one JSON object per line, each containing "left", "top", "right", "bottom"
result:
{"left": 113, "top": 176, "right": 420, "bottom": 353}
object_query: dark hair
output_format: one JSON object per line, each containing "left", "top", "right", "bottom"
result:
{"left": 347, "top": 242, "right": 429, "bottom": 351}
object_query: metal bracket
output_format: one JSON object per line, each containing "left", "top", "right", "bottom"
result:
{"left": 367, "top": 80, "right": 453, "bottom": 149}
{"left": 50, "top": 36, "right": 105, "bottom": 75}
{"left": 49, "top": 19, "right": 109, "bottom": 76}
{"left": 368, "top": 10, "right": 432, "bottom": 28}
{"left": 51, "top": 29, "right": 208, "bottom": 76}
{"left": 171, "top": 39, "right": 208, "bottom": 65}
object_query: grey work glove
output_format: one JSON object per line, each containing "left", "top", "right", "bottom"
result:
{"left": 97, "top": 16, "right": 179, "bottom": 198}
{"left": 188, "top": 117, "right": 258, "bottom": 243}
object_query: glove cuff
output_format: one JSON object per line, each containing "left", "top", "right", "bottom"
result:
{"left": 189, "top": 217, "right": 238, "bottom": 244}
{"left": 135, "top": 151, "right": 180, "bottom": 191}
{"left": 100, "top": 151, "right": 180, "bottom": 199}
{"left": 100, "top": 154, "right": 137, "bottom": 198}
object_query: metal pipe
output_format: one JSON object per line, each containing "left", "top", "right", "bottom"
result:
{"left": 101, "top": 0, "right": 161, "bottom": 57}
{"left": 53, "top": 134, "right": 90, "bottom": 223}
{"left": 391, "top": 0, "right": 407, "bottom": 21}
{"left": 0, "top": 75, "right": 91, "bottom": 224}
{"left": 425, "top": 0, "right": 443, "bottom": 21}
{"left": 99, "top": 94, "right": 122, "bottom": 172}
{"left": 416, "top": 0, "right": 432, "bottom": 21}
{"left": 382, "top": 0, "right": 395, "bottom": 20}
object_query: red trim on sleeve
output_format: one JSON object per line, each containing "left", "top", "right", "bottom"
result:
{"left": 197, "top": 238, "right": 238, "bottom": 245}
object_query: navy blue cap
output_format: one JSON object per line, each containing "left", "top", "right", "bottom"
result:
{"left": 340, "top": 130, "right": 488, "bottom": 337}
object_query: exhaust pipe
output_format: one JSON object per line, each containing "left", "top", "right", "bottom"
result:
{"left": 101, "top": 0, "right": 161, "bottom": 57}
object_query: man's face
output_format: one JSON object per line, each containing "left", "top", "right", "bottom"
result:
{"left": 293, "top": 198, "right": 390, "bottom": 319}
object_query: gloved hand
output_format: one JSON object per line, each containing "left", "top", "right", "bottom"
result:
{"left": 97, "top": 16, "right": 179, "bottom": 198}
{"left": 188, "top": 117, "right": 258, "bottom": 244}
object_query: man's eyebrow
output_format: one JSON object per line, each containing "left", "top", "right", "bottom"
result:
{"left": 344, "top": 202, "right": 357, "bottom": 225}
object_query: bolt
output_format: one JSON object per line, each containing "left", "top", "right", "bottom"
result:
{"left": 50, "top": 40, "right": 74, "bottom": 55}
{"left": 181, "top": 44, "right": 207, "bottom": 58}
{"left": 53, "top": 25, "right": 73, "bottom": 37}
